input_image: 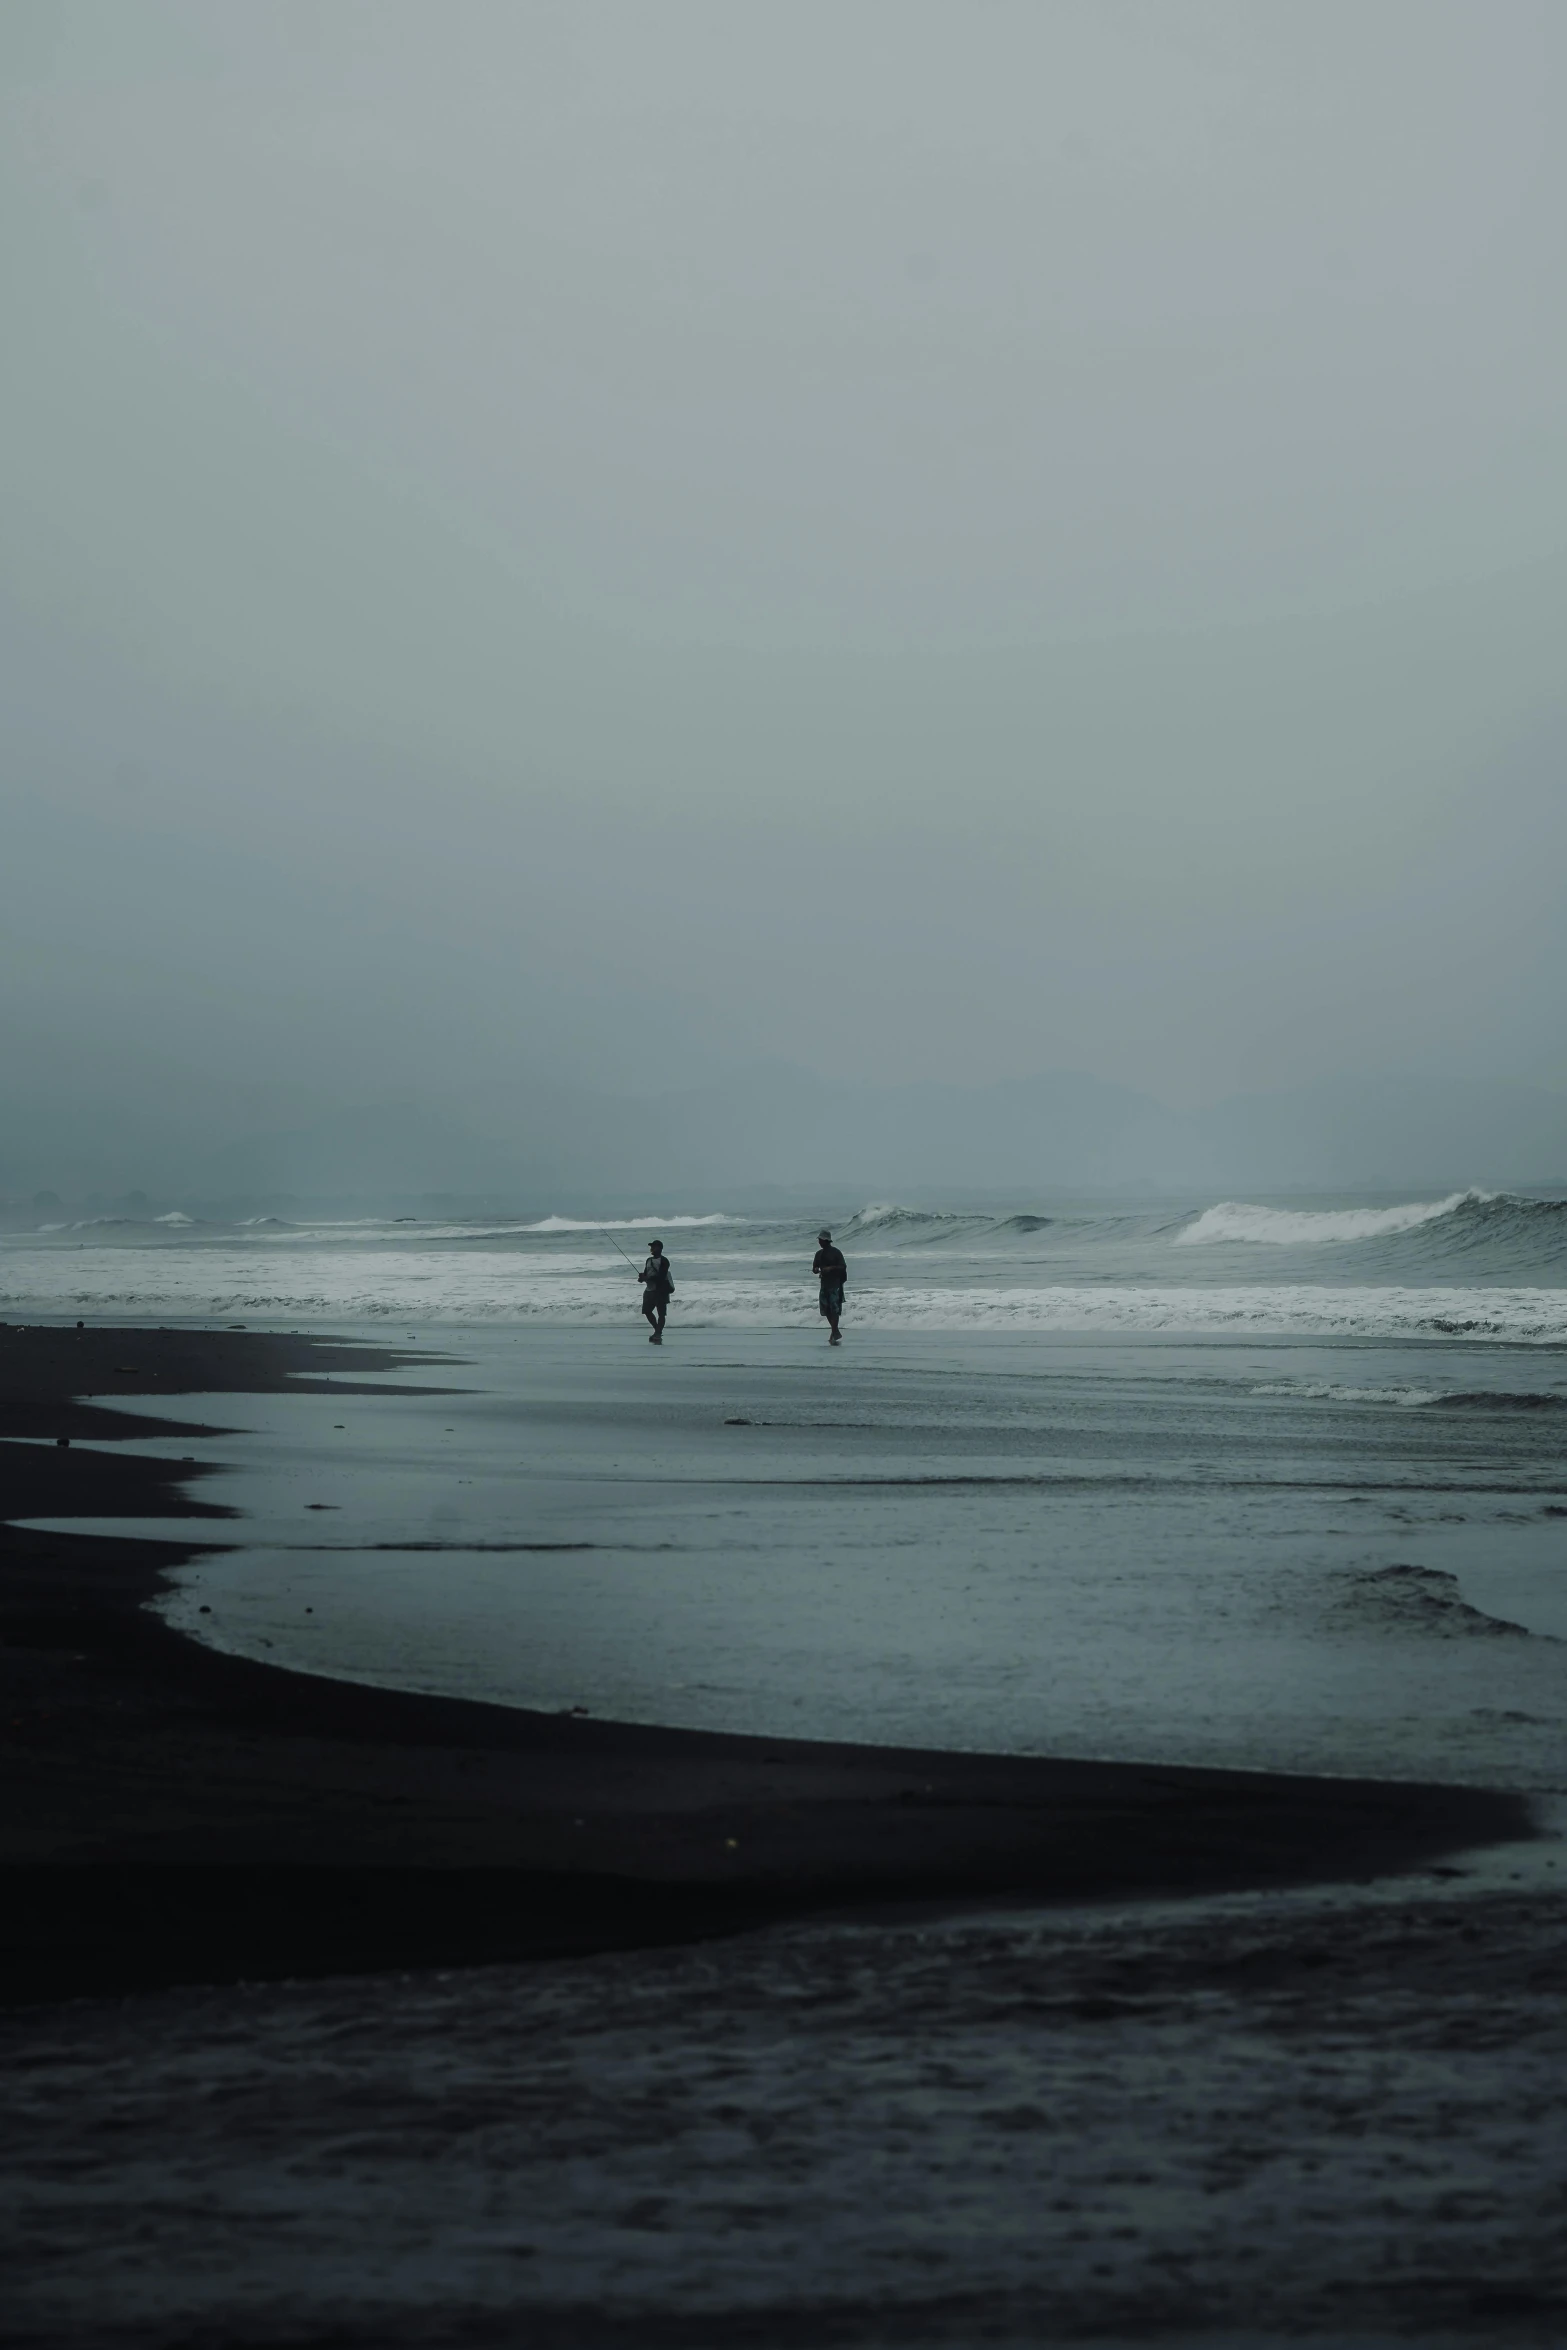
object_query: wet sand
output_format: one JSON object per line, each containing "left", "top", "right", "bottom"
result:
{"left": 0, "top": 1323, "right": 1534, "bottom": 2002}
{"left": 5, "top": 1868, "right": 1566, "bottom": 2348}
{"left": 3, "top": 1324, "right": 1565, "bottom": 2343}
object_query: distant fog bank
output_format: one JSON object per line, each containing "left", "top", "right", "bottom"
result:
{"left": 5, "top": 1066, "right": 1567, "bottom": 1216}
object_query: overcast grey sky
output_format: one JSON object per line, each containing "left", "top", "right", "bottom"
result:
{"left": 4, "top": 0, "right": 1565, "bottom": 1127}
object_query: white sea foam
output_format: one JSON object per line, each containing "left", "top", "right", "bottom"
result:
{"left": 36, "top": 1216, "right": 141, "bottom": 1233}
{"left": 522, "top": 1213, "right": 742, "bottom": 1234}
{"left": 1249, "top": 1381, "right": 1445, "bottom": 1407}
{"left": 3, "top": 1244, "right": 1565, "bottom": 1339}
{"left": 213, "top": 1215, "right": 742, "bottom": 1245}
{"left": 1176, "top": 1193, "right": 1482, "bottom": 1247}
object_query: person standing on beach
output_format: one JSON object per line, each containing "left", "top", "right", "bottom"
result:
{"left": 813, "top": 1228, "right": 847, "bottom": 1345}
{"left": 639, "top": 1240, "right": 673, "bottom": 1343}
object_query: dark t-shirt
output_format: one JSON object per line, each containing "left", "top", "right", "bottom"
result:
{"left": 641, "top": 1255, "right": 673, "bottom": 1293}
{"left": 813, "top": 1246, "right": 847, "bottom": 1287}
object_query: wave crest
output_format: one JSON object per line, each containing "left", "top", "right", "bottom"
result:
{"left": 1177, "top": 1194, "right": 1483, "bottom": 1247}
{"left": 842, "top": 1203, "right": 981, "bottom": 1236}
{"left": 523, "top": 1212, "right": 741, "bottom": 1234}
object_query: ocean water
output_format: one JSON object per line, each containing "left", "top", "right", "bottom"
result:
{"left": 8, "top": 1191, "right": 1567, "bottom": 1787}
{"left": 5, "top": 1185, "right": 1567, "bottom": 1332}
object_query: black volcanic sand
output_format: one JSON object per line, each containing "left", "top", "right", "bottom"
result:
{"left": 6, "top": 1883, "right": 1566, "bottom": 2349}
{"left": 0, "top": 1323, "right": 1536, "bottom": 2005}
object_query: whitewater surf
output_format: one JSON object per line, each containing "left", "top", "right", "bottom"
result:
{"left": 4, "top": 1188, "right": 1565, "bottom": 1330}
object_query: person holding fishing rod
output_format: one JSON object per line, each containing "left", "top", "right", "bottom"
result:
{"left": 597, "top": 1229, "right": 675, "bottom": 1342}
{"left": 636, "top": 1238, "right": 674, "bottom": 1341}
{"left": 601, "top": 1232, "right": 672, "bottom": 1343}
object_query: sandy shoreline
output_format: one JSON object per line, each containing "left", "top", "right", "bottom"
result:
{"left": 3, "top": 1324, "right": 1565, "bottom": 2343}
{"left": 0, "top": 1323, "right": 1539, "bottom": 2003}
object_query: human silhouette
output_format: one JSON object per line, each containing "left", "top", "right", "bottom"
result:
{"left": 812, "top": 1228, "right": 847, "bottom": 1345}
{"left": 639, "top": 1240, "right": 673, "bottom": 1343}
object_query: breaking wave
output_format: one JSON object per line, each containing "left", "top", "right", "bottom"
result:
{"left": 1177, "top": 1189, "right": 1567, "bottom": 1276}
{"left": 1178, "top": 1194, "right": 1480, "bottom": 1246}
{"left": 522, "top": 1213, "right": 742, "bottom": 1234}
{"left": 841, "top": 1204, "right": 978, "bottom": 1236}
{"left": 841, "top": 1204, "right": 1055, "bottom": 1244}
